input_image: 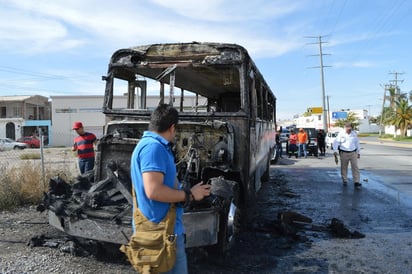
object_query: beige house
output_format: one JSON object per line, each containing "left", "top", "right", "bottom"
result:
{"left": 0, "top": 95, "right": 51, "bottom": 141}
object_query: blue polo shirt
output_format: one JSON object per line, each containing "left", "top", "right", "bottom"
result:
{"left": 130, "top": 131, "right": 184, "bottom": 235}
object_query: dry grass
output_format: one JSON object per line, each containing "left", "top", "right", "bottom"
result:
{"left": 19, "top": 153, "right": 41, "bottom": 160}
{"left": 0, "top": 163, "right": 74, "bottom": 211}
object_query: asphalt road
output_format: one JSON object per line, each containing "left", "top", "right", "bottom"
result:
{"left": 262, "top": 140, "right": 412, "bottom": 273}
{"left": 189, "top": 139, "right": 412, "bottom": 273}
{"left": 1, "top": 141, "right": 411, "bottom": 273}
{"left": 359, "top": 139, "right": 412, "bottom": 199}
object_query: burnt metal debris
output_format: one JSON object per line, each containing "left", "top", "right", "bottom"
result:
{"left": 28, "top": 233, "right": 124, "bottom": 259}
{"left": 256, "top": 211, "right": 365, "bottom": 240}
{"left": 328, "top": 218, "right": 365, "bottom": 239}
{"left": 39, "top": 162, "right": 134, "bottom": 233}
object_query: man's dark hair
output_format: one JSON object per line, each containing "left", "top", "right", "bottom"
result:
{"left": 149, "top": 104, "right": 179, "bottom": 133}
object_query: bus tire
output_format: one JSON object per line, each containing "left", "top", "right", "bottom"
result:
{"left": 206, "top": 179, "right": 238, "bottom": 256}
{"left": 270, "top": 145, "right": 280, "bottom": 165}
{"left": 215, "top": 197, "right": 237, "bottom": 255}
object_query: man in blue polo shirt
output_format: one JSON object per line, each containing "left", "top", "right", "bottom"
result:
{"left": 130, "top": 104, "right": 211, "bottom": 274}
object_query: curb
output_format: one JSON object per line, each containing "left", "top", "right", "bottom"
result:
{"left": 360, "top": 140, "right": 412, "bottom": 148}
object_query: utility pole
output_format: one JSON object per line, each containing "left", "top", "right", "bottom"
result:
{"left": 365, "top": 105, "right": 372, "bottom": 116}
{"left": 389, "top": 71, "right": 404, "bottom": 98}
{"left": 387, "top": 72, "right": 404, "bottom": 138}
{"left": 326, "top": 95, "right": 331, "bottom": 130}
{"left": 306, "top": 35, "right": 331, "bottom": 131}
{"left": 379, "top": 83, "right": 393, "bottom": 136}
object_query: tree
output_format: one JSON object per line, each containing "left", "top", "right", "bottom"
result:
{"left": 334, "top": 112, "right": 359, "bottom": 130}
{"left": 380, "top": 87, "right": 411, "bottom": 137}
{"left": 384, "top": 98, "right": 412, "bottom": 137}
{"left": 387, "top": 87, "right": 407, "bottom": 108}
{"left": 380, "top": 106, "right": 393, "bottom": 126}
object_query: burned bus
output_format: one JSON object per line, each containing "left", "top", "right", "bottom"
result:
{"left": 47, "top": 42, "right": 277, "bottom": 252}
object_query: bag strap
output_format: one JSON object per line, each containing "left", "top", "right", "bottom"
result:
{"left": 132, "top": 176, "right": 179, "bottom": 231}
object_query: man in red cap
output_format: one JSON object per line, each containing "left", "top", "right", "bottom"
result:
{"left": 72, "top": 121, "right": 97, "bottom": 174}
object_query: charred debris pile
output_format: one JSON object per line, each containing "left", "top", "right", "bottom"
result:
{"left": 38, "top": 160, "right": 134, "bottom": 226}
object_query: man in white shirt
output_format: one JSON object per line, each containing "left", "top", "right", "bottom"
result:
{"left": 333, "top": 122, "right": 361, "bottom": 189}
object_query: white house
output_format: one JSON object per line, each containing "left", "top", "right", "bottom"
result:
{"left": 294, "top": 108, "right": 379, "bottom": 133}
{"left": 384, "top": 125, "right": 412, "bottom": 137}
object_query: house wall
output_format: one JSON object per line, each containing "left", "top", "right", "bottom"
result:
{"left": 0, "top": 95, "right": 51, "bottom": 140}
{"left": 50, "top": 96, "right": 112, "bottom": 146}
{"left": 293, "top": 109, "right": 379, "bottom": 133}
{"left": 385, "top": 125, "right": 412, "bottom": 137}
{"left": 0, "top": 118, "right": 24, "bottom": 139}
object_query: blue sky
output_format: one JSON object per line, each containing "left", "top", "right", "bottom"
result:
{"left": 1, "top": 0, "right": 411, "bottom": 119}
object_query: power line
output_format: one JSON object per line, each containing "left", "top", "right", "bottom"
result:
{"left": 0, "top": 65, "right": 92, "bottom": 81}
{"left": 0, "top": 66, "right": 67, "bottom": 80}
{"left": 350, "top": 0, "right": 408, "bottom": 62}
{"left": 326, "top": 0, "right": 348, "bottom": 36}
{"left": 370, "top": 0, "right": 406, "bottom": 36}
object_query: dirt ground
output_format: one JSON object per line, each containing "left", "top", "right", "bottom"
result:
{"left": 1, "top": 154, "right": 412, "bottom": 273}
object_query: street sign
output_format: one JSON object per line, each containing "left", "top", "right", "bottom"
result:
{"left": 332, "top": 111, "right": 347, "bottom": 119}
{"left": 308, "top": 107, "right": 323, "bottom": 114}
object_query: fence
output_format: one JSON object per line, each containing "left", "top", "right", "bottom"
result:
{"left": 0, "top": 132, "right": 81, "bottom": 187}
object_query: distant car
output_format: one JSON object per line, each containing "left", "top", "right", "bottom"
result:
{"left": 0, "top": 138, "right": 28, "bottom": 151}
{"left": 17, "top": 136, "right": 41, "bottom": 148}
{"left": 279, "top": 128, "right": 290, "bottom": 143}
{"left": 275, "top": 127, "right": 293, "bottom": 159}
{"left": 325, "top": 132, "right": 339, "bottom": 150}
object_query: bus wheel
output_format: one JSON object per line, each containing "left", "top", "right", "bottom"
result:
{"left": 263, "top": 149, "right": 274, "bottom": 182}
{"left": 206, "top": 179, "right": 238, "bottom": 257}
{"left": 206, "top": 197, "right": 237, "bottom": 258}
{"left": 270, "top": 145, "right": 280, "bottom": 165}
{"left": 219, "top": 197, "right": 237, "bottom": 252}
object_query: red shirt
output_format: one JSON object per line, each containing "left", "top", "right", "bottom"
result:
{"left": 74, "top": 132, "right": 96, "bottom": 159}
{"left": 289, "top": 133, "right": 298, "bottom": 145}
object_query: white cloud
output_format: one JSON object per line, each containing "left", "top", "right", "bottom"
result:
{"left": 0, "top": 4, "right": 86, "bottom": 53}
{"left": 0, "top": 0, "right": 308, "bottom": 57}
{"left": 333, "top": 61, "right": 376, "bottom": 69}
{"left": 150, "top": 0, "right": 302, "bottom": 22}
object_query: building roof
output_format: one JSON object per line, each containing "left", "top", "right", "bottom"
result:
{"left": 0, "top": 95, "right": 32, "bottom": 101}
{"left": 0, "top": 95, "right": 49, "bottom": 102}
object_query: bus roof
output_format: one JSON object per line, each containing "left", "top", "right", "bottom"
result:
{"left": 107, "top": 42, "right": 275, "bottom": 101}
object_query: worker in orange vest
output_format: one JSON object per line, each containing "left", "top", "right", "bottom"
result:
{"left": 297, "top": 128, "right": 308, "bottom": 158}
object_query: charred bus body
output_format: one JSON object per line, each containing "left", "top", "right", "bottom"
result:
{"left": 47, "top": 42, "right": 277, "bottom": 252}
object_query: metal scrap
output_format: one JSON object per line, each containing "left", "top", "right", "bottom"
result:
{"left": 256, "top": 211, "right": 365, "bottom": 240}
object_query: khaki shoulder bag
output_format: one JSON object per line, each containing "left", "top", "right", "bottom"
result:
{"left": 120, "top": 185, "right": 177, "bottom": 274}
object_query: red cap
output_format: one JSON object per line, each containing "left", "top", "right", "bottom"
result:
{"left": 72, "top": 121, "right": 83, "bottom": 130}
